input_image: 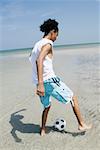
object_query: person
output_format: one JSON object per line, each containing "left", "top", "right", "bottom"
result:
{"left": 29, "top": 19, "right": 92, "bottom": 136}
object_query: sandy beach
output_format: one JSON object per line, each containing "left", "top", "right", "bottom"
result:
{"left": 0, "top": 45, "right": 100, "bottom": 150}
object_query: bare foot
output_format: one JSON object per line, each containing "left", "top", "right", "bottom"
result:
{"left": 40, "top": 128, "right": 46, "bottom": 136}
{"left": 78, "top": 123, "right": 92, "bottom": 131}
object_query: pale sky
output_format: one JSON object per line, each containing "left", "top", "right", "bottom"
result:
{"left": 0, "top": 0, "right": 99, "bottom": 50}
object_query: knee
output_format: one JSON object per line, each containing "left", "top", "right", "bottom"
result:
{"left": 72, "top": 95, "right": 78, "bottom": 104}
{"left": 70, "top": 97, "right": 76, "bottom": 107}
{"left": 47, "top": 105, "right": 51, "bottom": 110}
{"left": 72, "top": 95, "right": 77, "bottom": 100}
{"left": 44, "top": 105, "right": 51, "bottom": 111}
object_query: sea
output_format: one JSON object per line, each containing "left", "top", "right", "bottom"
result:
{"left": 0, "top": 42, "right": 100, "bottom": 58}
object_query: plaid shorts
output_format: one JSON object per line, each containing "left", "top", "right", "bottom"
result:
{"left": 37, "top": 76, "right": 74, "bottom": 109}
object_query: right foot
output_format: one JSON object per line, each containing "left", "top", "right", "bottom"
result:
{"left": 78, "top": 123, "right": 92, "bottom": 131}
{"left": 40, "top": 128, "right": 46, "bottom": 136}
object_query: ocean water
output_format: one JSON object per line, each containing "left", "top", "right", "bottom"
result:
{"left": 0, "top": 42, "right": 100, "bottom": 58}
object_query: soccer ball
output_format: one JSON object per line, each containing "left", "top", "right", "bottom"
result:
{"left": 53, "top": 118, "right": 66, "bottom": 131}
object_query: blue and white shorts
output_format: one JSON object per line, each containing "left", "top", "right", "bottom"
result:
{"left": 37, "top": 76, "right": 74, "bottom": 109}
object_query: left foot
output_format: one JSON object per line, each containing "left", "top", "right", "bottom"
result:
{"left": 40, "top": 128, "right": 46, "bottom": 136}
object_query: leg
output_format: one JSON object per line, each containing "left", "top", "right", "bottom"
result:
{"left": 40, "top": 105, "right": 51, "bottom": 136}
{"left": 71, "top": 95, "right": 92, "bottom": 131}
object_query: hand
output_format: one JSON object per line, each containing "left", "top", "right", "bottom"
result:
{"left": 36, "top": 83, "right": 45, "bottom": 96}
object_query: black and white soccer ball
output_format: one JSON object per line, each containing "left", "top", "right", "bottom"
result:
{"left": 53, "top": 118, "right": 66, "bottom": 131}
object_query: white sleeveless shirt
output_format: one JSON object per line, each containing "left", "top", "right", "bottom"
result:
{"left": 29, "top": 38, "right": 56, "bottom": 85}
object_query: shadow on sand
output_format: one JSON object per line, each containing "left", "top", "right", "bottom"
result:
{"left": 9, "top": 109, "right": 86, "bottom": 143}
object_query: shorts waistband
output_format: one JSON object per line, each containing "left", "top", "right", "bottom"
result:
{"left": 44, "top": 76, "right": 61, "bottom": 86}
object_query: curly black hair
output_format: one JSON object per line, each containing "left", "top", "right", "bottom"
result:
{"left": 40, "top": 18, "right": 59, "bottom": 35}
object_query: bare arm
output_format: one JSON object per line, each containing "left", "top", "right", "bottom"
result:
{"left": 36, "top": 44, "right": 52, "bottom": 96}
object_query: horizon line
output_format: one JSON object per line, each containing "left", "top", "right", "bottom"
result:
{"left": 0, "top": 41, "right": 100, "bottom": 52}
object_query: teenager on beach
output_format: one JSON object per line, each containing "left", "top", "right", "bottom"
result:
{"left": 29, "top": 19, "right": 92, "bottom": 136}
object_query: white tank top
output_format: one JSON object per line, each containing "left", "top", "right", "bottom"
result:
{"left": 29, "top": 38, "right": 56, "bottom": 85}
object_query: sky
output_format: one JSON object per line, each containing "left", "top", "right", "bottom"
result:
{"left": 0, "top": 0, "right": 100, "bottom": 50}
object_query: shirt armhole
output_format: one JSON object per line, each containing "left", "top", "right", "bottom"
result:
{"left": 39, "top": 42, "right": 52, "bottom": 52}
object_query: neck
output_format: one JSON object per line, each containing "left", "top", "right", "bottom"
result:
{"left": 43, "top": 34, "right": 52, "bottom": 41}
